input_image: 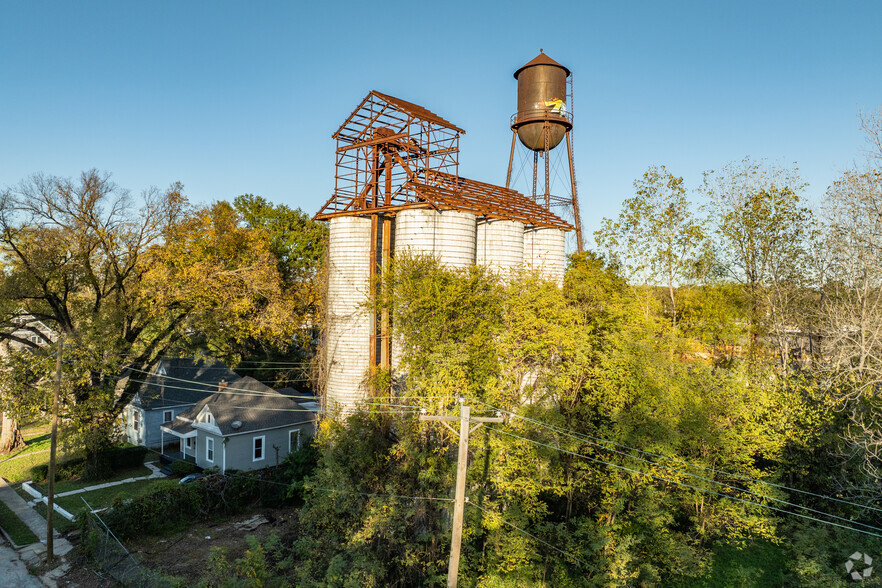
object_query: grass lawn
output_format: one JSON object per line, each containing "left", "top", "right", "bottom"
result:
{"left": 56, "top": 477, "right": 171, "bottom": 516}
{"left": 0, "top": 422, "right": 69, "bottom": 483}
{"left": 29, "top": 464, "right": 152, "bottom": 495}
{"left": 663, "top": 540, "right": 787, "bottom": 587}
{"left": 33, "top": 502, "right": 76, "bottom": 534}
{"left": 0, "top": 500, "right": 39, "bottom": 545}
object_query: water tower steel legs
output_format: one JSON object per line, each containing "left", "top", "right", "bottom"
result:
{"left": 532, "top": 151, "right": 538, "bottom": 201}
{"left": 505, "top": 129, "right": 517, "bottom": 189}
{"left": 544, "top": 122, "right": 550, "bottom": 209}
{"left": 565, "top": 131, "right": 584, "bottom": 253}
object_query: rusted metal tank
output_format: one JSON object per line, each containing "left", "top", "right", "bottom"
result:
{"left": 512, "top": 51, "right": 572, "bottom": 151}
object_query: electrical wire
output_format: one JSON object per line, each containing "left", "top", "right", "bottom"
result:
{"left": 489, "top": 427, "right": 882, "bottom": 539}
{"left": 468, "top": 501, "right": 588, "bottom": 568}
{"left": 474, "top": 399, "right": 882, "bottom": 516}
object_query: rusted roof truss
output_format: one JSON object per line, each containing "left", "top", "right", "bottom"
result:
{"left": 317, "top": 91, "right": 462, "bottom": 217}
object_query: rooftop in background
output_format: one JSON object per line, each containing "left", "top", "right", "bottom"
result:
{"left": 134, "top": 357, "right": 238, "bottom": 409}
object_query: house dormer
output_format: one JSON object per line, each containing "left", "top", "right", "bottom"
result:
{"left": 193, "top": 405, "right": 221, "bottom": 435}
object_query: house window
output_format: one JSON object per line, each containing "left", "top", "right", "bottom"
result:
{"left": 163, "top": 410, "right": 173, "bottom": 423}
{"left": 185, "top": 437, "right": 193, "bottom": 450}
{"left": 133, "top": 410, "right": 140, "bottom": 432}
{"left": 199, "top": 411, "right": 214, "bottom": 424}
{"left": 253, "top": 436, "right": 265, "bottom": 462}
{"left": 206, "top": 438, "right": 214, "bottom": 462}
{"left": 289, "top": 429, "right": 301, "bottom": 452}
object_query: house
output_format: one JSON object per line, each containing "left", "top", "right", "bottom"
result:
{"left": 122, "top": 357, "right": 238, "bottom": 449}
{"left": 0, "top": 310, "right": 57, "bottom": 354}
{"left": 160, "top": 376, "right": 315, "bottom": 473}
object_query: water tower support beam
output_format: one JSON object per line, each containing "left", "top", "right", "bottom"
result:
{"left": 565, "top": 131, "right": 584, "bottom": 253}
{"left": 544, "top": 123, "right": 551, "bottom": 209}
{"left": 505, "top": 129, "right": 517, "bottom": 189}
{"left": 531, "top": 151, "right": 538, "bottom": 200}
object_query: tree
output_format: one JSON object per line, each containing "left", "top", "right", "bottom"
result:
{"left": 816, "top": 169, "right": 882, "bottom": 495}
{"left": 700, "top": 158, "right": 812, "bottom": 371}
{"left": 595, "top": 166, "right": 704, "bottom": 327}
{"left": 0, "top": 171, "right": 310, "bottom": 469}
{"left": 231, "top": 194, "right": 328, "bottom": 388}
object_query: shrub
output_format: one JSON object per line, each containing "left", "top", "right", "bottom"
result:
{"left": 30, "top": 456, "right": 86, "bottom": 483}
{"left": 103, "top": 446, "right": 148, "bottom": 470}
{"left": 170, "top": 460, "right": 198, "bottom": 477}
{"left": 101, "top": 465, "right": 300, "bottom": 539}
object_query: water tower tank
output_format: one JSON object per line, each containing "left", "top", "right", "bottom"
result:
{"left": 512, "top": 51, "right": 572, "bottom": 151}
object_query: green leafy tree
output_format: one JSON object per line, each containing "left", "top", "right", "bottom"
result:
{"left": 596, "top": 166, "right": 705, "bottom": 327}
{"left": 0, "top": 171, "right": 315, "bottom": 469}
{"left": 700, "top": 158, "right": 812, "bottom": 371}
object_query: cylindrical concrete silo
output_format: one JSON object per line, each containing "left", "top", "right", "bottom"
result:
{"left": 476, "top": 219, "right": 525, "bottom": 273}
{"left": 390, "top": 209, "right": 477, "bottom": 380}
{"left": 325, "top": 216, "right": 373, "bottom": 413}
{"left": 524, "top": 227, "right": 566, "bottom": 286}
{"left": 394, "top": 209, "right": 476, "bottom": 268}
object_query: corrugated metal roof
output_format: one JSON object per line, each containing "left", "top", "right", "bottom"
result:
{"left": 410, "top": 172, "right": 573, "bottom": 230}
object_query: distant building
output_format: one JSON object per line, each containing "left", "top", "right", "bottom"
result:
{"left": 0, "top": 310, "right": 57, "bottom": 354}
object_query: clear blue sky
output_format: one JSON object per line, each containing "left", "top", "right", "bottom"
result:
{"left": 2, "top": 1, "right": 881, "bottom": 246}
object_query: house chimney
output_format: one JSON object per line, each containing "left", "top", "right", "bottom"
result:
{"left": 219, "top": 379, "right": 228, "bottom": 392}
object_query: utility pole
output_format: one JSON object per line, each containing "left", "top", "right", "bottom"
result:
{"left": 419, "top": 399, "right": 503, "bottom": 588}
{"left": 46, "top": 332, "right": 62, "bottom": 563}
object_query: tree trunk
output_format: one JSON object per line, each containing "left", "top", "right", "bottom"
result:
{"left": 0, "top": 412, "right": 25, "bottom": 454}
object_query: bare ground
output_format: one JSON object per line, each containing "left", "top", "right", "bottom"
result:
{"left": 57, "top": 509, "right": 299, "bottom": 586}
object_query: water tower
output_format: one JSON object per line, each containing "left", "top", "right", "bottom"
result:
{"left": 506, "top": 50, "right": 584, "bottom": 252}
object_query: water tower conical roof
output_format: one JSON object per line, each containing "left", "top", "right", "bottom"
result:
{"left": 514, "top": 51, "right": 571, "bottom": 79}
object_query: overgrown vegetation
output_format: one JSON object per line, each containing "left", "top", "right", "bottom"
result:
{"left": 91, "top": 446, "right": 317, "bottom": 540}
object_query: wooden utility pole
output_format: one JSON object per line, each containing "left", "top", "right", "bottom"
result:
{"left": 46, "top": 333, "right": 62, "bottom": 563}
{"left": 419, "top": 400, "right": 503, "bottom": 588}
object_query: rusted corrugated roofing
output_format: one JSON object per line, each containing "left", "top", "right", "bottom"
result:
{"left": 514, "top": 51, "right": 571, "bottom": 79}
{"left": 410, "top": 172, "right": 572, "bottom": 230}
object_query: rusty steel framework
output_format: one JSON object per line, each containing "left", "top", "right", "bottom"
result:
{"left": 316, "top": 91, "right": 464, "bottom": 218}
{"left": 316, "top": 91, "right": 571, "bottom": 381}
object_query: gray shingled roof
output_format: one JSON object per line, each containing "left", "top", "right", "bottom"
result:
{"left": 136, "top": 357, "right": 238, "bottom": 409}
{"left": 165, "top": 376, "right": 313, "bottom": 437}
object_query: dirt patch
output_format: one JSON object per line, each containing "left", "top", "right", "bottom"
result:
{"left": 123, "top": 509, "right": 298, "bottom": 584}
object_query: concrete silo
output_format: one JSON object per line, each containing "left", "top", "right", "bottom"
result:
{"left": 395, "top": 209, "right": 476, "bottom": 268}
{"left": 476, "top": 219, "right": 524, "bottom": 273}
{"left": 323, "top": 216, "right": 373, "bottom": 412}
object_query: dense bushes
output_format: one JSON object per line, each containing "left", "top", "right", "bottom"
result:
{"left": 103, "top": 446, "right": 148, "bottom": 471}
{"left": 169, "top": 459, "right": 197, "bottom": 477}
{"left": 99, "top": 447, "right": 318, "bottom": 539}
{"left": 30, "top": 457, "right": 86, "bottom": 483}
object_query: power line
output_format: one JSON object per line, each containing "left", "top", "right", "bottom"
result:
{"left": 468, "top": 502, "right": 588, "bottom": 568}
{"left": 490, "top": 427, "right": 882, "bottom": 540}
{"left": 121, "top": 373, "right": 317, "bottom": 401}
{"left": 475, "top": 400, "right": 882, "bottom": 516}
